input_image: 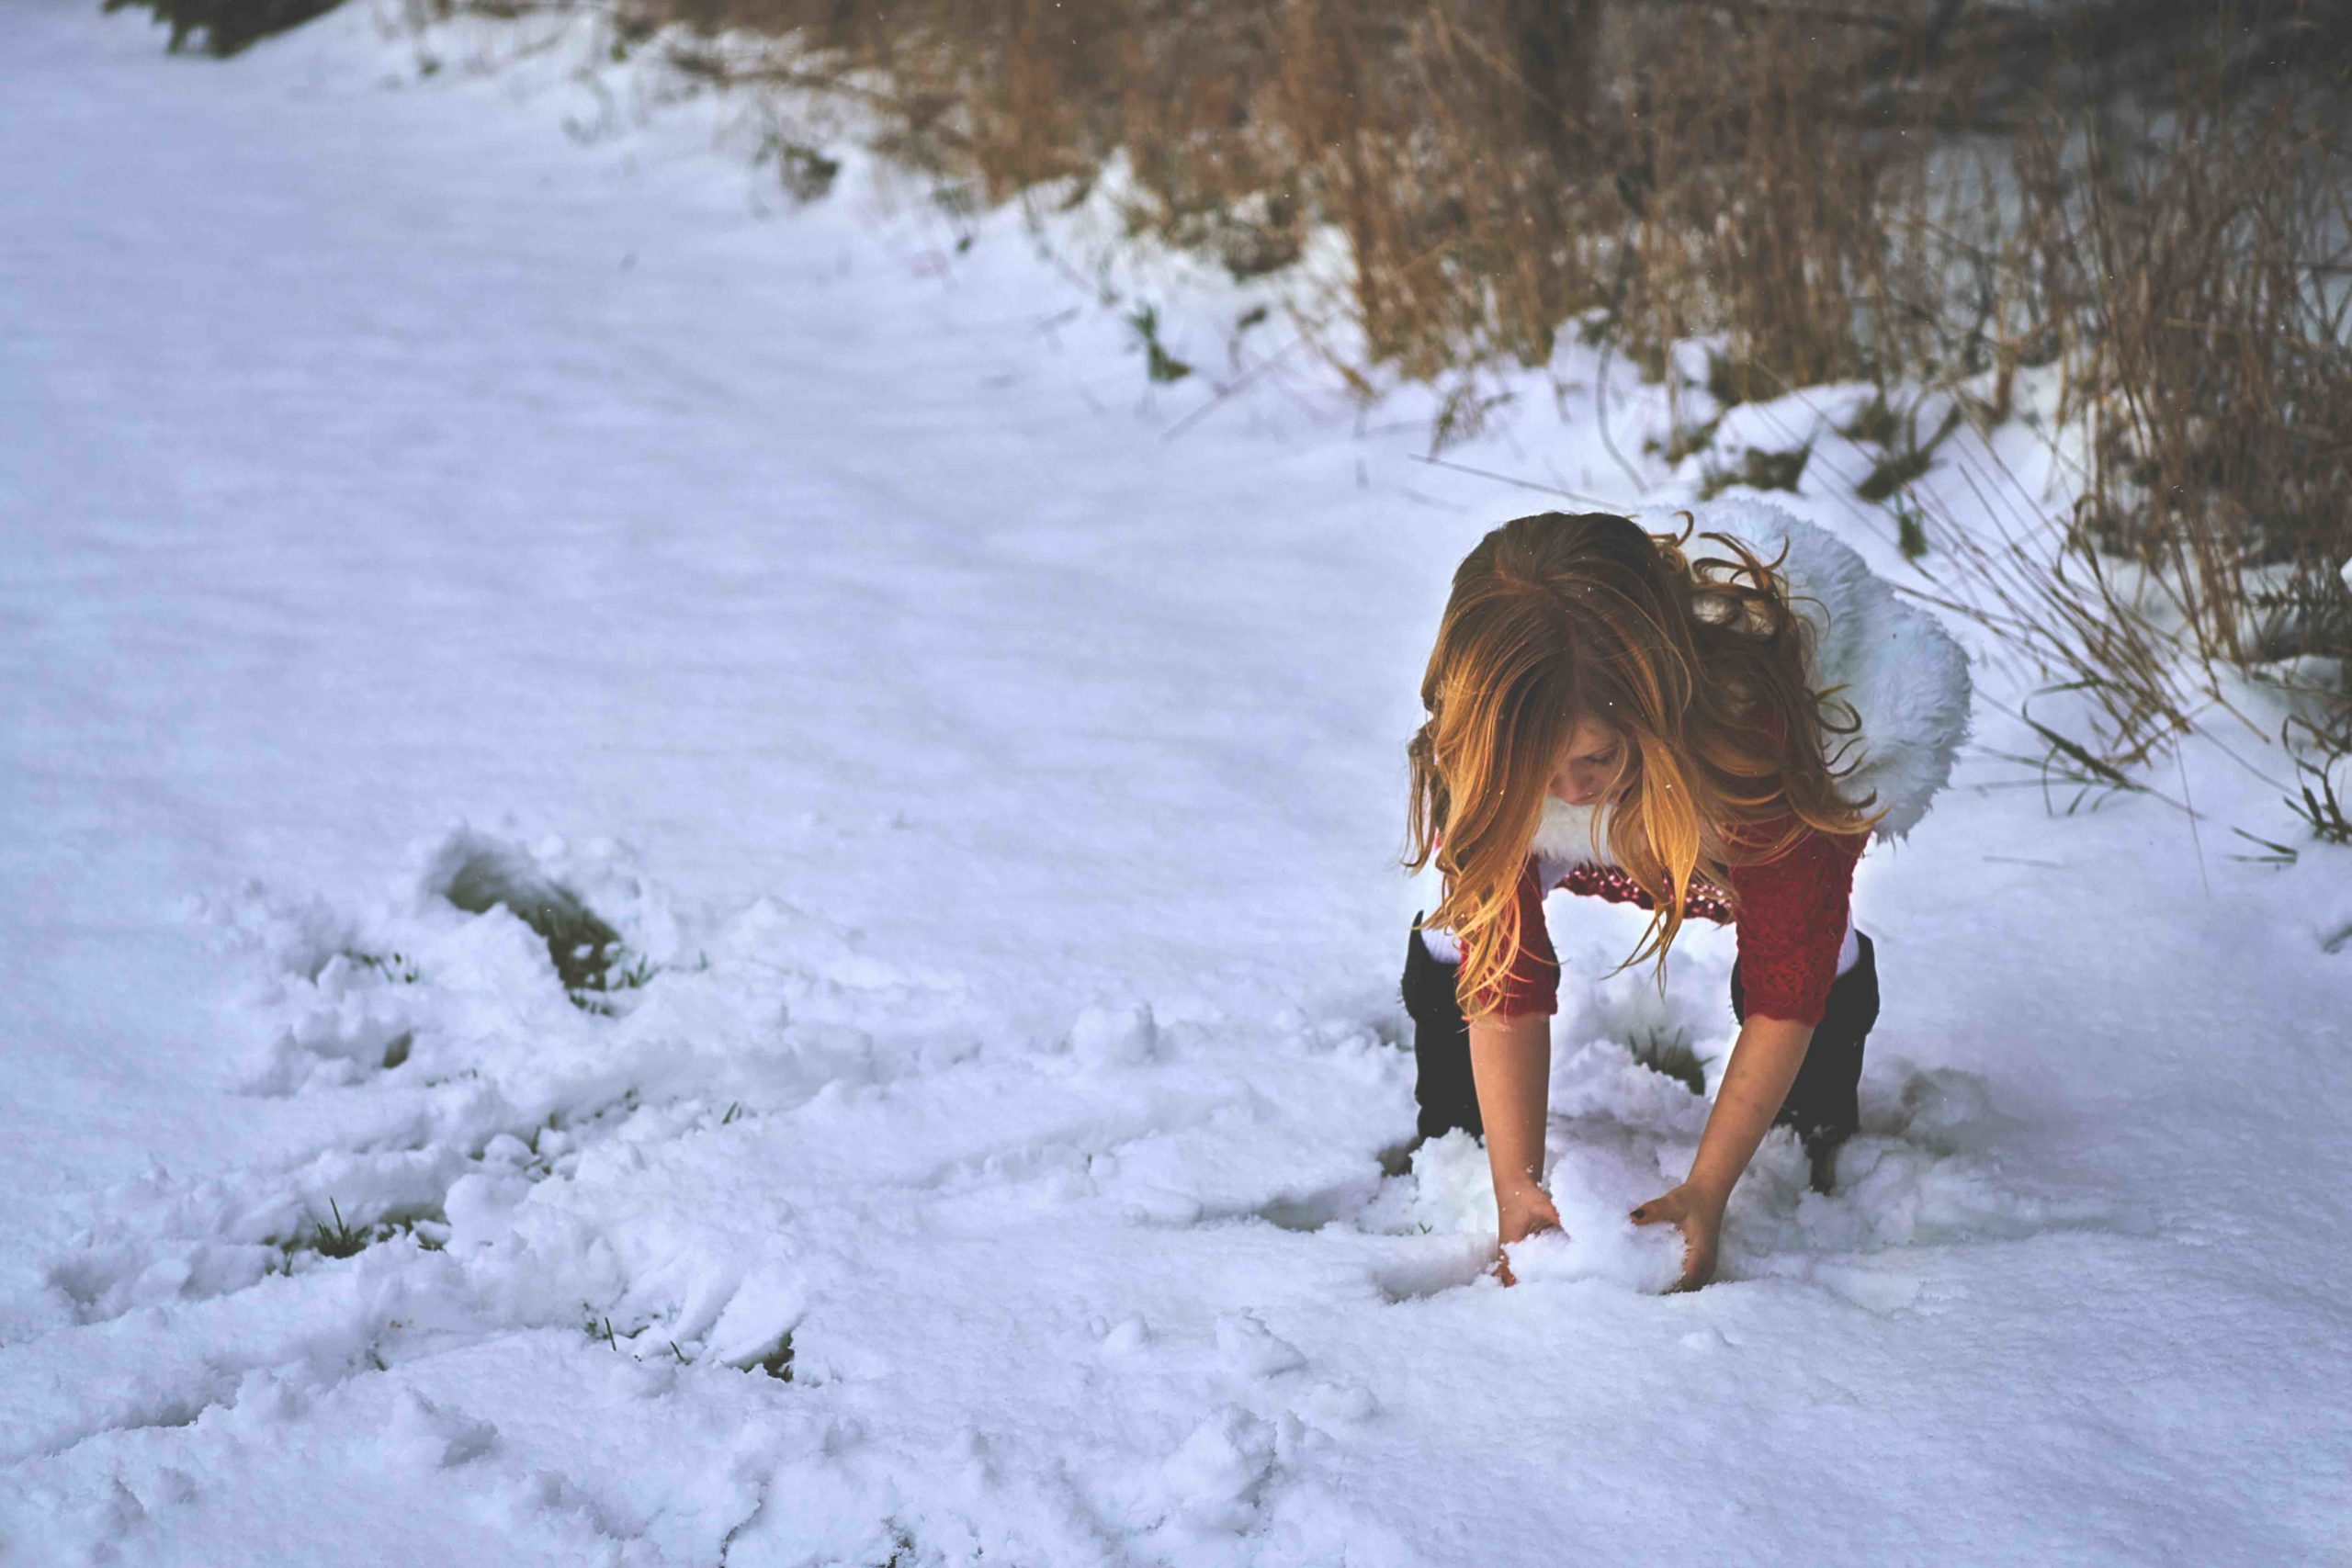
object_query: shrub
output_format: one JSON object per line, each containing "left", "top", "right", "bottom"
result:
{"left": 108, "top": 0, "right": 345, "bottom": 55}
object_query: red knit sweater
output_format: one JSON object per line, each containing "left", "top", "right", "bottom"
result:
{"left": 1476, "top": 818, "right": 1862, "bottom": 1025}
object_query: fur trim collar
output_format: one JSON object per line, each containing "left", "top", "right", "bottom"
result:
{"left": 1529, "top": 498, "right": 1973, "bottom": 866}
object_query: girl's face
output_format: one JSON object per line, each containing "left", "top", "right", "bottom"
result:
{"left": 1549, "top": 717, "right": 1630, "bottom": 808}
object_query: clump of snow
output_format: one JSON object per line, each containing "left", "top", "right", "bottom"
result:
{"left": 1155, "top": 1405, "right": 1278, "bottom": 1534}
{"left": 1502, "top": 1222, "right": 1686, "bottom": 1295}
{"left": 1216, "top": 1310, "right": 1306, "bottom": 1380}
{"left": 1067, "top": 1001, "right": 1160, "bottom": 1066}
{"left": 387, "top": 1387, "right": 499, "bottom": 1472}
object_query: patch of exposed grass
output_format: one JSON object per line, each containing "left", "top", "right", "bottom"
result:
{"left": 753, "top": 1331, "right": 795, "bottom": 1382}
{"left": 1705, "top": 351, "right": 1780, "bottom": 412}
{"left": 2284, "top": 717, "right": 2351, "bottom": 845}
{"left": 766, "top": 134, "right": 841, "bottom": 204}
{"left": 1970, "top": 682, "right": 2177, "bottom": 817}
{"left": 1655, "top": 413, "right": 1724, "bottom": 468}
{"left": 442, "top": 852, "right": 623, "bottom": 993}
{"left": 1125, "top": 303, "right": 1191, "bottom": 384}
{"left": 1857, "top": 446, "right": 1936, "bottom": 504}
{"left": 313, "top": 1197, "right": 366, "bottom": 1259}
{"left": 1893, "top": 496, "right": 1930, "bottom": 562}
{"left": 435, "top": 843, "right": 666, "bottom": 1010}
{"left": 571, "top": 950, "right": 662, "bottom": 1016}
{"left": 1855, "top": 402, "right": 1962, "bottom": 502}
{"left": 1840, "top": 392, "right": 1903, "bottom": 447}
{"left": 283, "top": 1198, "right": 447, "bottom": 1263}
{"left": 2227, "top": 825, "right": 2299, "bottom": 866}
{"left": 346, "top": 949, "right": 420, "bottom": 985}
{"left": 1628, "top": 1028, "right": 1709, "bottom": 1097}
{"left": 1701, "top": 445, "right": 1810, "bottom": 500}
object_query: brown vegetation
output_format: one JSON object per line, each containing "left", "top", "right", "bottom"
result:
{"left": 423, "top": 0, "right": 2352, "bottom": 753}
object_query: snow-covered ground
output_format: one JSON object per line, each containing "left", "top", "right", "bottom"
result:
{"left": 5, "top": 3, "right": 2350, "bottom": 1562}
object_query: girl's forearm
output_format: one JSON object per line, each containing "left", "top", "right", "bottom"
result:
{"left": 1467, "top": 1011, "right": 1553, "bottom": 1194}
{"left": 1684, "top": 1015, "right": 1815, "bottom": 1204}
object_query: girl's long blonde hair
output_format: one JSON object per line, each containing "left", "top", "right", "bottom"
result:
{"left": 1406, "top": 511, "right": 1886, "bottom": 1015}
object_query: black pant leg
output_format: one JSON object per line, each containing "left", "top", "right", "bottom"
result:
{"left": 1730, "top": 933, "right": 1878, "bottom": 1156}
{"left": 1401, "top": 916, "right": 1484, "bottom": 1141}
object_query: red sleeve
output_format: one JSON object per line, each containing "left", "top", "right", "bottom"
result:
{"left": 1725, "top": 817, "right": 1863, "bottom": 1026}
{"left": 1464, "top": 856, "right": 1559, "bottom": 1018}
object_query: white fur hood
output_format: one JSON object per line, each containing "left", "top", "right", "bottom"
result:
{"left": 1530, "top": 498, "right": 1973, "bottom": 866}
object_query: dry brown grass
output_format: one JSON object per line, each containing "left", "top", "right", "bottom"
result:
{"left": 633, "top": 0, "right": 1976, "bottom": 384}
{"left": 435, "top": 0, "right": 2352, "bottom": 746}
{"left": 2040, "top": 90, "right": 2352, "bottom": 675}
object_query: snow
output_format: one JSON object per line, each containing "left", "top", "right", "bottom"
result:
{"left": 4, "top": 1, "right": 2349, "bottom": 1562}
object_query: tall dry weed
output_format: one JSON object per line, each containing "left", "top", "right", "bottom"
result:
{"left": 471, "top": 0, "right": 2352, "bottom": 739}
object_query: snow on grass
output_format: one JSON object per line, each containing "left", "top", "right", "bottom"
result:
{"left": 3, "top": 2, "right": 2349, "bottom": 1563}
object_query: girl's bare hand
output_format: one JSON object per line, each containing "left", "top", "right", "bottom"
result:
{"left": 1630, "top": 1184, "right": 1724, "bottom": 1292}
{"left": 1489, "top": 1184, "right": 1563, "bottom": 1286}
{"left": 1498, "top": 1183, "right": 1562, "bottom": 1247}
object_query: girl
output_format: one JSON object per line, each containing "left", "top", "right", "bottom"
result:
{"left": 1400, "top": 504, "right": 1970, "bottom": 1290}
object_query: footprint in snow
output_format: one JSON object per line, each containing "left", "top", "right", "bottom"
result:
{"left": 1155, "top": 1404, "right": 1276, "bottom": 1535}
{"left": 1214, "top": 1310, "right": 1305, "bottom": 1381}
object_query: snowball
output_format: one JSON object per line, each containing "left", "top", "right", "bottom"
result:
{"left": 1502, "top": 1220, "right": 1685, "bottom": 1296}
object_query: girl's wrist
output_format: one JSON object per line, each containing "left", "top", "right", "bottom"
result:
{"left": 1679, "top": 1173, "right": 1735, "bottom": 1214}
{"left": 1495, "top": 1175, "right": 1549, "bottom": 1207}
